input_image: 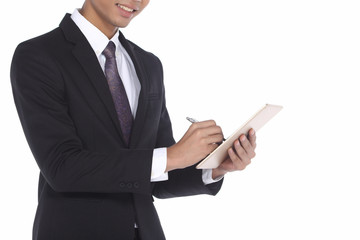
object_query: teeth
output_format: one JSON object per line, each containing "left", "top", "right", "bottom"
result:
{"left": 117, "top": 4, "right": 134, "bottom": 12}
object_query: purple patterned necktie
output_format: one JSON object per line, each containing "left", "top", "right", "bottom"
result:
{"left": 102, "top": 41, "right": 133, "bottom": 145}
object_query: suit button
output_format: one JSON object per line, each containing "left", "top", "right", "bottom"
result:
{"left": 134, "top": 182, "right": 139, "bottom": 189}
{"left": 127, "top": 183, "right": 133, "bottom": 189}
{"left": 120, "top": 183, "right": 126, "bottom": 188}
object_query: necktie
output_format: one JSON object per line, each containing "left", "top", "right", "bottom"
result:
{"left": 102, "top": 41, "right": 133, "bottom": 145}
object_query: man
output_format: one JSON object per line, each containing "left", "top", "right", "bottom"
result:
{"left": 10, "top": 0, "right": 257, "bottom": 239}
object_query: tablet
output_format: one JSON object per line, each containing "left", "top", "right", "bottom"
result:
{"left": 196, "top": 104, "right": 283, "bottom": 169}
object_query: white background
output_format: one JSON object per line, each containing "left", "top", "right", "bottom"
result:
{"left": 1, "top": 0, "right": 360, "bottom": 239}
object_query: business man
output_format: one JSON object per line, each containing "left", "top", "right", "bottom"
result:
{"left": 10, "top": 0, "right": 257, "bottom": 239}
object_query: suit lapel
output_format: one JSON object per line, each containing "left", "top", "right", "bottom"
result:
{"left": 118, "top": 32, "right": 150, "bottom": 147}
{"left": 60, "top": 14, "right": 126, "bottom": 143}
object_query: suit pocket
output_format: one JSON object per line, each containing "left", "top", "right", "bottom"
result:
{"left": 144, "top": 93, "right": 160, "bottom": 100}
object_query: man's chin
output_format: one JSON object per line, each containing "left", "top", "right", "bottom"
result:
{"left": 114, "top": 17, "right": 135, "bottom": 28}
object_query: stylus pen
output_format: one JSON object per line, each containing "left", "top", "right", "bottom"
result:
{"left": 186, "top": 117, "right": 226, "bottom": 142}
{"left": 186, "top": 117, "right": 198, "bottom": 123}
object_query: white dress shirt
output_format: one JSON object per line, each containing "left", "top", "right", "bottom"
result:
{"left": 70, "top": 9, "right": 220, "bottom": 184}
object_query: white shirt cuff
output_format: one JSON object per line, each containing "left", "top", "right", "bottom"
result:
{"left": 202, "top": 169, "right": 223, "bottom": 185}
{"left": 151, "top": 148, "right": 168, "bottom": 182}
{"left": 151, "top": 148, "right": 223, "bottom": 185}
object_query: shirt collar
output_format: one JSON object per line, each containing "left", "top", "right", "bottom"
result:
{"left": 70, "top": 9, "right": 121, "bottom": 58}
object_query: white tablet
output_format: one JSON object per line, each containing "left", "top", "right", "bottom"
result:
{"left": 196, "top": 104, "right": 283, "bottom": 169}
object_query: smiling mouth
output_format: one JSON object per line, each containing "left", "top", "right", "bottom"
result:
{"left": 115, "top": 3, "right": 136, "bottom": 13}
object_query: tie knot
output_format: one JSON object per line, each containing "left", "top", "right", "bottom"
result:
{"left": 102, "top": 41, "right": 116, "bottom": 60}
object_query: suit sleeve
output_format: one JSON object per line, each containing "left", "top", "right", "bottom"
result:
{"left": 10, "top": 42, "right": 153, "bottom": 195}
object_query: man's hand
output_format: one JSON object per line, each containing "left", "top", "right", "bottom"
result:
{"left": 166, "top": 120, "right": 224, "bottom": 172}
{"left": 212, "top": 129, "right": 257, "bottom": 179}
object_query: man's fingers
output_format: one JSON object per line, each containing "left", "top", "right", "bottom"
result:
{"left": 190, "top": 120, "right": 217, "bottom": 129}
{"left": 227, "top": 136, "right": 254, "bottom": 171}
{"left": 216, "top": 129, "right": 257, "bottom": 174}
{"left": 207, "top": 143, "right": 220, "bottom": 153}
{"left": 234, "top": 139, "right": 252, "bottom": 165}
{"left": 191, "top": 125, "right": 223, "bottom": 139}
{"left": 228, "top": 148, "right": 246, "bottom": 170}
{"left": 205, "top": 134, "right": 224, "bottom": 145}
{"left": 248, "top": 129, "right": 257, "bottom": 148}
{"left": 239, "top": 134, "right": 256, "bottom": 159}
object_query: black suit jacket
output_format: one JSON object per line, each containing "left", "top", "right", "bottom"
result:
{"left": 11, "top": 14, "right": 223, "bottom": 240}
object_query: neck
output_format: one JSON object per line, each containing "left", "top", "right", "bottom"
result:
{"left": 79, "top": 6, "right": 118, "bottom": 39}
